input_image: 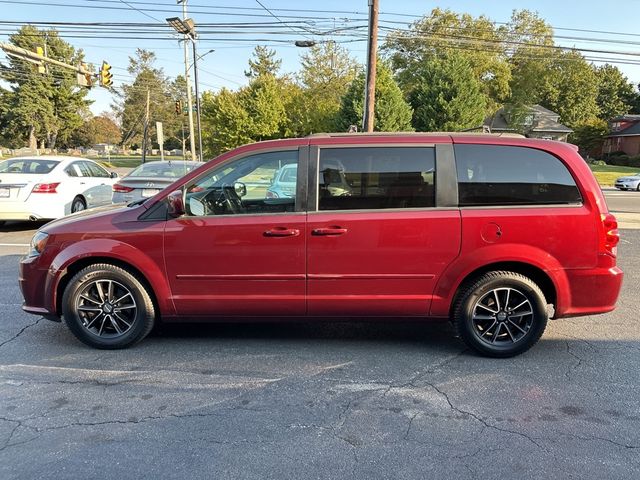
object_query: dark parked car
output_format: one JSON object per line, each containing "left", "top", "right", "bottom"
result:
{"left": 20, "top": 133, "right": 623, "bottom": 357}
{"left": 112, "top": 160, "right": 199, "bottom": 203}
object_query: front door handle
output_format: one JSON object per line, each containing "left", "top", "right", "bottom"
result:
{"left": 312, "top": 227, "right": 348, "bottom": 236}
{"left": 264, "top": 227, "right": 300, "bottom": 237}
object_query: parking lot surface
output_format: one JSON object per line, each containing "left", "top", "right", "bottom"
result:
{"left": 0, "top": 227, "right": 638, "bottom": 479}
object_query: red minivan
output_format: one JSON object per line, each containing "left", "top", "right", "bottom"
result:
{"left": 19, "top": 133, "right": 623, "bottom": 357}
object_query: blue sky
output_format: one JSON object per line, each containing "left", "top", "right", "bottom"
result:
{"left": 2, "top": 0, "right": 639, "bottom": 115}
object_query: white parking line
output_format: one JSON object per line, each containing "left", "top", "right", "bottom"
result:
{"left": 0, "top": 243, "right": 29, "bottom": 247}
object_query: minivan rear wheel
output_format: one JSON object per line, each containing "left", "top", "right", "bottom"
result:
{"left": 453, "top": 271, "right": 548, "bottom": 358}
{"left": 62, "top": 264, "right": 155, "bottom": 349}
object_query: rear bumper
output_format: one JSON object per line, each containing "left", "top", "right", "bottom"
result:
{"left": 0, "top": 199, "right": 64, "bottom": 221}
{"left": 558, "top": 265, "right": 623, "bottom": 317}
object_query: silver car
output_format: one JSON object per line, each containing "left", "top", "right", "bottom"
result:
{"left": 614, "top": 173, "right": 640, "bottom": 191}
{"left": 112, "top": 161, "right": 199, "bottom": 203}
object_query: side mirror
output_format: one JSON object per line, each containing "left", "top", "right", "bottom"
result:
{"left": 234, "top": 181, "right": 247, "bottom": 198}
{"left": 110, "top": 172, "right": 118, "bottom": 179}
{"left": 167, "top": 189, "right": 185, "bottom": 218}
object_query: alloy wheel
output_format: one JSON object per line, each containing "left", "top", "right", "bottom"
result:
{"left": 75, "top": 279, "right": 137, "bottom": 338}
{"left": 471, "top": 287, "right": 533, "bottom": 346}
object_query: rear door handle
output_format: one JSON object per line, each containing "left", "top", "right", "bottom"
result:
{"left": 264, "top": 227, "right": 300, "bottom": 237}
{"left": 312, "top": 227, "right": 348, "bottom": 236}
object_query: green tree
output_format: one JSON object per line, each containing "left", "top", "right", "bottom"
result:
{"left": 296, "top": 42, "right": 358, "bottom": 133}
{"left": 539, "top": 50, "right": 600, "bottom": 128}
{"left": 0, "top": 26, "right": 91, "bottom": 149}
{"left": 71, "top": 115, "right": 121, "bottom": 147}
{"left": 570, "top": 118, "right": 609, "bottom": 157}
{"left": 385, "top": 8, "right": 511, "bottom": 109}
{"left": 245, "top": 46, "right": 282, "bottom": 79}
{"left": 408, "top": 53, "right": 487, "bottom": 132}
{"left": 115, "top": 49, "right": 181, "bottom": 151}
{"left": 505, "top": 10, "right": 557, "bottom": 129}
{"left": 595, "top": 65, "right": 635, "bottom": 120}
{"left": 201, "top": 88, "right": 252, "bottom": 156}
{"left": 336, "top": 62, "right": 413, "bottom": 132}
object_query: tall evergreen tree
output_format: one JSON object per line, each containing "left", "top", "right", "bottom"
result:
{"left": 245, "top": 46, "right": 282, "bottom": 79}
{"left": 336, "top": 62, "right": 413, "bottom": 132}
{"left": 0, "top": 26, "right": 91, "bottom": 149}
{"left": 408, "top": 53, "right": 487, "bottom": 132}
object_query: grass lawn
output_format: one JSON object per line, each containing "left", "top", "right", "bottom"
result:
{"left": 94, "top": 156, "right": 183, "bottom": 168}
{"left": 589, "top": 164, "right": 640, "bottom": 187}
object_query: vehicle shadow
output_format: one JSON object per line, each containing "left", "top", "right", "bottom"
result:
{"left": 149, "top": 319, "right": 461, "bottom": 350}
{"left": 0, "top": 220, "right": 49, "bottom": 232}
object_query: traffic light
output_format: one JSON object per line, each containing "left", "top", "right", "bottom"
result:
{"left": 99, "top": 61, "right": 113, "bottom": 87}
{"left": 175, "top": 100, "right": 182, "bottom": 115}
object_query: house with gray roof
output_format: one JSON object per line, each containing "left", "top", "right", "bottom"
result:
{"left": 602, "top": 115, "right": 640, "bottom": 157}
{"left": 483, "top": 105, "right": 573, "bottom": 142}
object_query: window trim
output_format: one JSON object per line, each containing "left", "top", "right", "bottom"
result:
{"left": 310, "top": 143, "right": 439, "bottom": 213}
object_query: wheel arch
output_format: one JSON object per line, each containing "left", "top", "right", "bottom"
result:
{"left": 447, "top": 261, "right": 557, "bottom": 319}
{"left": 47, "top": 240, "right": 173, "bottom": 319}
{"left": 55, "top": 257, "right": 159, "bottom": 318}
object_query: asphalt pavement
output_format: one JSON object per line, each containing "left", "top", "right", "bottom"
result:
{"left": 0, "top": 223, "right": 639, "bottom": 478}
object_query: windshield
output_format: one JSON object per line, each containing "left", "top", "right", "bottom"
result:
{"left": 0, "top": 158, "right": 59, "bottom": 174}
{"left": 127, "top": 162, "right": 197, "bottom": 178}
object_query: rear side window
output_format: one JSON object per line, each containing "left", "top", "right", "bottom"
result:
{"left": 455, "top": 145, "right": 582, "bottom": 206}
{"left": 317, "top": 147, "right": 435, "bottom": 211}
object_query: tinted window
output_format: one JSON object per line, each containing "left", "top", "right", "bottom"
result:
{"left": 0, "top": 159, "right": 58, "bottom": 174}
{"left": 455, "top": 145, "right": 582, "bottom": 206}
{"left": 317, "top": 147, "right": 435, "bottom": 211}
{"left": 185, "top": 150, "right": 298, "bottom": 216}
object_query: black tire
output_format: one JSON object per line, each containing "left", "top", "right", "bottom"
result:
{"left": 62, "top": 264, "right": 155, "bottom": 349}
{"left": 453, "top": 271, "right": 548, "bottom": 358}
{"left": 71, "top": 196, "right": 86, "bottom": 213}
{"left": 636, "top": 184, "right": 640, "bottom": 192}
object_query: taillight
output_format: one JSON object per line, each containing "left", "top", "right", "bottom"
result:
{"left": 600, "top": 213, "right": 619, "bottom": 257}
{"left": 32, "top": 182, "right": 59, "bottom": 193}
{"left": 266, "top": 190, "right": 279, "bottom": 199}
{"left": 113, "top": 184, "right": 134, "bottom": 193}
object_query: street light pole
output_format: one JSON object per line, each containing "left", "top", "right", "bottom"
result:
{"left": 179, "top": 1, "right": 196, "bottom": 161}
{"left": 192, "top": 39, "right": 203, "bottom": 162}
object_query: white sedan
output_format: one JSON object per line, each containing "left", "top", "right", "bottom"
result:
{"left": 614, "top": 173, "right": 640, "bottom": 191}
{"left": 0, "top": 156, "right": 118, "bottom": 223}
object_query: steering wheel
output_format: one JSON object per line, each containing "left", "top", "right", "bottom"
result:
{"left": 221, "top": 185, "right": 246, "bottom": 214}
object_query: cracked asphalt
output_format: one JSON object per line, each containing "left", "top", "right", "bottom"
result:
{"left": 0, "top": 227, "right": 639, "bottom": 479}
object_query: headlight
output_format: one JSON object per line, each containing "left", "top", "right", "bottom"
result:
{"left": 28, "top": 231, "right": 49, "bottom": 257}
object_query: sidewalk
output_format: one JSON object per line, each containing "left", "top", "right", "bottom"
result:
{"left": 611, "top": 212, "right": 640, "bottom": 230}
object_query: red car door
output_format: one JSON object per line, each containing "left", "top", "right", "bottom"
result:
{"left": 163, "top": 148, "right": 306, "bottom": 317}
{"left": 306, "top": 143, "right": 461, "bottom": 316}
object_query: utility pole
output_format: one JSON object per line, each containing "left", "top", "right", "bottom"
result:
{"left": 180, "top": 0, "right": 197, "bottom": 161}
{"left": 362, "top": 0, "right": 379, "bottom": 133}
{"left": 141, "top": 89, "right": 150, "bottom": 163}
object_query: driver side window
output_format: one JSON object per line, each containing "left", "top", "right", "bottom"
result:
{"left": 185, "top": 150, "right": 299, "bottom": 217}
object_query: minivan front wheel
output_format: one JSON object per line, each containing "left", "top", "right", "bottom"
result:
{"left": 453, "top": 271, "right": 548, "bottom": 358}
{"left": 62, "top": 264, "right": 155, "bottom": 349}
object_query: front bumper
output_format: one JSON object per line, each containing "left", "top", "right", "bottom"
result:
{"left": 19, "top": 255, "right": 58, "bottom": 318}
